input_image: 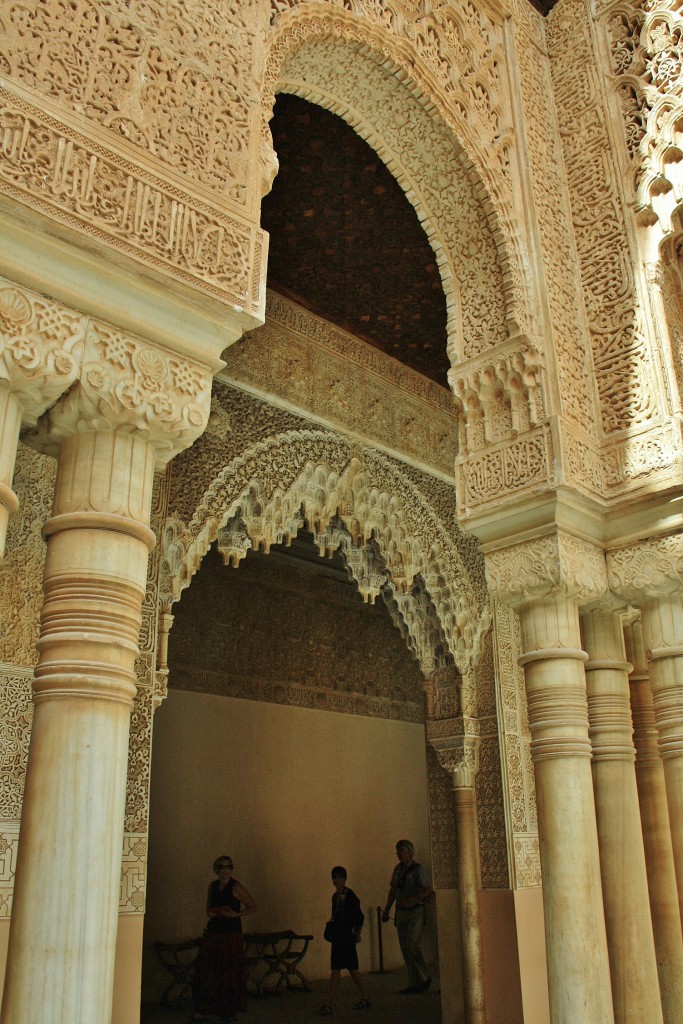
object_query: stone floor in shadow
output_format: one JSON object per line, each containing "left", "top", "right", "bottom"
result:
{"left": 141, "top": 972, "right": 442, "bottom": 1024}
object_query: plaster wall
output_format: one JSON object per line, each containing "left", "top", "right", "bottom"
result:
{"left": 480, "top": 889, "right": 524, "bottom": 1024}
{"left": 142, "top": 689, "right": 435, "bottom": 1002}
{"left": 513, "top": 887, "right": 549, "bottom": 1024}
{"left": 112, "top": 916, "right": 144, "bottom": 1024}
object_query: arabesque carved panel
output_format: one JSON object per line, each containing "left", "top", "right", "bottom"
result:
{"left": 548, "top": 0, "right": 663, "bottom": 436}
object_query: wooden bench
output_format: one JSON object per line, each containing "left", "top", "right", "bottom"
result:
{"left": 155, "top": 930, "right": 314, "bottom": 1006}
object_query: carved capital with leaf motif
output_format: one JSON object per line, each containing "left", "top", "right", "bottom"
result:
{"left": 0, "top": 282, "right": 85, "bottom": 425}
{"left": 29, "top": 321, "right": 213, "bottom": 471}
{"left": 426, "top": 716, "right": 480, "bottom": 789}
{"left": 607, "top": 534, "right": 683, "bottom": 603}
{"left": 485, "top": 531, "right": 608, "bottom": 610}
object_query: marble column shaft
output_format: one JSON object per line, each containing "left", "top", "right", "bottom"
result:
{"left": 623, "top": 620, "right": 683, "bottom": 1024}
{"left": 452, "top": 780, "right": 486, "bottom": 1024}
{"left": 637, "top": 594, "right": 683, "bottom": 907}
{"left": 581, "top": 608, "right": 663, "bottom": 1024}
{"left": 518, "top": 595, "right": 614, "bottom": 1024}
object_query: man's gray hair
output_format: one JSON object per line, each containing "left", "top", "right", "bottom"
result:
{"left": 396, "top": 839, "right": 414, "bottom": 857}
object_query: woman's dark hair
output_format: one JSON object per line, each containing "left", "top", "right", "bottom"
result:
{"left": 331, "top": 866, "right": 347, "bottom": 879}
{"left": 213, "top": 855, "right": 234, "bottom": 873}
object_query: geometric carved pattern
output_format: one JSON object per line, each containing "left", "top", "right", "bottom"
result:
{"left": 0, "top": 823, "right": 20, "bottom": 919}
{"left": 120, "top": 835, "right": 147, "bottom": 914}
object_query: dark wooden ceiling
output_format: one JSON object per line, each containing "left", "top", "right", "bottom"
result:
{"left": 261, "top": 94, "right": 450, "bottom": 387}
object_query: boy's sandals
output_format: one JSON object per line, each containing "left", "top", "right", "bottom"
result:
{"left": 317, "top": 1006, "right": 333, "bottom": 1016}
{"left": 353, "top": 999, "right": 372, "bottom": 1010}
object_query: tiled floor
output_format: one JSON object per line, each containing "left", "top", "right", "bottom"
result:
{"left": 141, "top": 972, "right": 442, "bottom": 1024}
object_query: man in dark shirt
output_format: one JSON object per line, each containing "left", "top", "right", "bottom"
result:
{"left": 381, "top": 839, "right": 433, "bottom": 994}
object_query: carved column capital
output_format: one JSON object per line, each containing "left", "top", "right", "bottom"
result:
{"left": 27, "top": 320, "right": 213, "bottom": 470}
{"left": 0, "top": 281, "right": 85, "bottom": 424}
{"left": 607, "top": 533, "right": 683, "bottom": 603}
{"left": 426, "top": 717, "right": 480, "bottom": 789}
{"left": 485, "top": 530, "right": 608, "bottom": 609}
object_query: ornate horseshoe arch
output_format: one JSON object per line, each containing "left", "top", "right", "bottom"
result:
{"left": 160, "top": 430, "right": 489, "bottom": 679}
{"left": 261, "top": 4, "right": 537, "bottom": 363}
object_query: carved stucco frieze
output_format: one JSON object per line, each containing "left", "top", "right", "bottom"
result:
{"left": 0, "top": 665, "right": 33, "bottom": 822}
{"left": 511, "top": 4, "right": 598, "bottom": 432}
{"left": 224, "top": 291, "right": 458, "bottom": 478}
{"left": 486, "top": 531, "right": 609, "bottom": 609}
{"left": 549, "top": 0, "right": 664, "bottom": 439}
{"left": 0, "top": 0, "right": 265, "bottom": 208}
{"left": 0, "top": 85, "right": 265, "bottom": 317}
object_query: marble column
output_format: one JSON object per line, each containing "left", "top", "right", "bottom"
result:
{"left": 607, "top": 537, "right": 683, "bottom": 911}
{"left": 0, "top": 328, "right": 211, "bottom": 1024}
{"left": 428, "top": 718, "right": 485, "bottom": 1024}
{"left": 581, "top": 607, "right": 663, "bottom": 1024}
{"left": 486, "top": 532, "right": 615, "bottom": 1024}
{"left": 623, "top": 619, "right": 683, "bottom": 1024}
{"left": 451, "top": 774, "right": 486, "bottom": 1024}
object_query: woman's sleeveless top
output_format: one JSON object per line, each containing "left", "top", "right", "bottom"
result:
{"left": 207, "top": 877, "right": 242, "bottom": 934}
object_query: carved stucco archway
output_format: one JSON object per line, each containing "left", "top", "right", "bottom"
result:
{"left": 261, "top": 4, "right": 536, "bottom": 365}
{"left": 160, "top": 430, "right": 490, "bottom": 712}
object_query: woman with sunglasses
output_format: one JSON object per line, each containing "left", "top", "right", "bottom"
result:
{"left": 193, "top": 855, "right": 257, "bottom": 1022}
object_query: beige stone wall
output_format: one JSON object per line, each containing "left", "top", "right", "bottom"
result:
{"left": 142, "top": 689, "right": 435, "bottom": 996}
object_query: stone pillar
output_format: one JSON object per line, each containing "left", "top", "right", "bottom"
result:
{"left": 486, "top": 532, "right": 615, "bottom": 1024}
{"left": 451, "top": 776, "right": 486, "bottom": 1024}
{"left": 607, "top": 536, "right": 683, "bottom": 909}
{"left": 428, "top": 727, "right": 485, "bottom": 1024}
{"left": 0, "top": 280, "right": 84, "bottom": 556}
{"left": 623, "top": 619, "right": 683, "bottom": 1024}
{"left": 0, "top": 326, "right": 212, "bottom": 1024}
{"left": 581, "top": 606, "right": 663, "bottom": 1024}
